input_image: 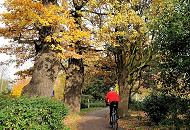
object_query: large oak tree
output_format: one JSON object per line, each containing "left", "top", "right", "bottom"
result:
{"left": 0, "top": 0, "right": 89, "bottom": 98}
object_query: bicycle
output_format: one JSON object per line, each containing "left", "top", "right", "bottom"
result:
{"left": 110, "top": 104, "right": 118, "bottom": 130}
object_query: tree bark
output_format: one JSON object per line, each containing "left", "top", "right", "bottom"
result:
{"left": 64, "top": 58, "right": 84, "bottom": 112}
{"left": 118, "top": 72, "right": 130, "bottom": 117}
{"left": 21, "top": 0, "right": 61, "bottom": 97}
{"left": 22, "top": 51, "right": 61, "bottom": 97}
{"left": 114, "top": 46, "right": 130, "bottom": 117}
{"left": 63, "top": 1, "right": 86, "bottom": 112}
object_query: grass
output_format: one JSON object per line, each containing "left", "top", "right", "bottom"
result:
{"left": 80, "top": 107, "right": 105, "bottom": 115}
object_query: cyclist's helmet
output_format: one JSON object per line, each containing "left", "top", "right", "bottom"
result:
{"left": 109, "top": 87, "right": 114, "bottom": 91}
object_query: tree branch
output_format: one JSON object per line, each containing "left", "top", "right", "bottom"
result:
{"left": 81, "top": 9, "right": 115, "bottom": 15}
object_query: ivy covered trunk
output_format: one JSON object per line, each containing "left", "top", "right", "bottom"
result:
{"left": 22, "top": 51, "right": 61, "bottom": 97}
{"left": 64, "top": 58, "right": 84, "bottom": 112}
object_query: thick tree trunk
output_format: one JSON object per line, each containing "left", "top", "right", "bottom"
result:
{"left": 118, "top": 72, "right": 130, "bottom": 117}
{"left": 114, "top": 47, "right": 130, "bottom": 117}
{"left": 63, "top": 1, "right": 86, "bottom": 112}
{"left": 22, "top": 51, "right": 61, "bottom": 97}
{"left": 21, "top": 0, "right": 62, "bottom": 97}
{"left": 64, "top": 58, "right": 84, "bottom": 112}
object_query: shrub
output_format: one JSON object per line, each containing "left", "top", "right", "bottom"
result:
{"left": 0, "top": 95, "right": 68, "bottom": 130}
{"left": 142, "top": 94, "right": 169, "bottom": 124}
{"left": 142, "top": 94, "right": 190, "bottom": 126}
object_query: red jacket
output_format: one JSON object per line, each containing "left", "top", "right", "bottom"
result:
{"left": 105, "top": 91, "right": 120, "bottom": 103}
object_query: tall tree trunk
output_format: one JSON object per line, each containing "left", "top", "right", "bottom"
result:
{"left": 22, "top": 51, "right": 61, "bottom": 97}
{"left": 64, "top": 58, "right": 84, "bottom": 112}
{"left": 114, "top": 46, "right": 130, "bottom": 117}
{"left": 22, "top": 0, "right": 60, "bottom": 97}
{"left": 63, "top": 1, "right": 86, "bottom": 112}
{"left": 118, "top": 72, "right": 130, "bottom": 117}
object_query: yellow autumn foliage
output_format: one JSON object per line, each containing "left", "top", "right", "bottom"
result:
{"left": 11, "top": 77, "right": 31, "bottom": 97}
{"left": 97, "top": 1, "right": 148, "bottom": 46}
{"left": 53, "top": 71, "right": 66, "bottom": 100}
{"left": 0, "top": 0, "right": 91, "bottom": 60}
{"left": 11, "top": 72, "right": 66, "bottom": 99}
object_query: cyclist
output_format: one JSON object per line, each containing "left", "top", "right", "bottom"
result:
{"left": 105, "top": 87, "right": 120, "bottom": 125}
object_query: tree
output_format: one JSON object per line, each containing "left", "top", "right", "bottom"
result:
{"left": 94, "top": 0, "right": 156, "bottom": 117}
{"left": 0, "top": 0, "right": 105, "bottom": 112}
{"left": 82, "top": 77, "right": 110, "bottom": 100}
{"left": 63, "top": 0, "right": 88, "bottom": 112}
{"left": 63, "top": 0, "right": 163, "bottom": 114}
{"left": 0, "top": 0, "right": 89, "bottom": 97}
{"left": 153, "top": 0, "right": 190, "bottom": 98}
{"left": 0, "top": 0, "right": 165, "bottom": 113}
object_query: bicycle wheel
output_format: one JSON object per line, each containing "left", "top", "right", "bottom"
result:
{"left": 113, "top": 122, "right": 118, "bottom": 130}
{"left": 113, "top": 116, "right": 118, "bottom": 130}
{"left": 111, "top": 109, "right": 118, "bottom": 130}
{"left": 110, "top": 111, "right": 114, "bottom": 128}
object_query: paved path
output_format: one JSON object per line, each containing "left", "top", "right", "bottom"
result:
{"left": 78, "top": 108, "right": 125, "bottom": 130}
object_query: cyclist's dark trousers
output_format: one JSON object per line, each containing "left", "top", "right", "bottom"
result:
{"left": 109, "top": 101, "right": 118, "bottom": 123}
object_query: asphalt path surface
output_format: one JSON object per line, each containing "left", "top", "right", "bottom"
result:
{"left": 78, "top": 108, "right": 125, "bottom": 130}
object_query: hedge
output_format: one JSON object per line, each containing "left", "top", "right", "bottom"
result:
{"left": 0, "top": 95, "right": 68, "bottom": 130}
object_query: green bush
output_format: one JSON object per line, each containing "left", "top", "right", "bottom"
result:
{"left": 142, "top": 94, "right": 190, "bottom": 126}
{"left": 0, "top": 95, "right": 68, "bottom": 130}
{"left": 142, "top": 94, "right": 169, "bottom": 124}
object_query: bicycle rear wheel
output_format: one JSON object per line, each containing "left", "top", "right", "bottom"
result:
{"left": 112, "top": 121, "right": 118, "bottom": 130}
{"left": 111, "top": 110, "right": 118, "bottom": 130}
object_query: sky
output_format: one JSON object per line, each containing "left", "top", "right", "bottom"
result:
{"left": 0, "top": 0, "right": 33, "bottom": 80}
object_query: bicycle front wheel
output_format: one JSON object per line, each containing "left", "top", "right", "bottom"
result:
{"left": 112, "top": 121, "right": 118, "bottom": 130}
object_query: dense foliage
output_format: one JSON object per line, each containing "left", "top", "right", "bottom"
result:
{"left": 81, "top": 77, "right": 109, "bottom": 109}
{"left": 140, "top": 1, "right": 190, "bottom": 127}
{"left": 82, "top": 77, "right": 110, "bottom": 100}
{"left": 129, "top": 100, "right": 143, "bottom": 111}
{"left": 0, "top": 95, "right": 68, "bottom": 129}
{"left": 154, "top": 0, "right": 190, "bottom": 97}
{"left": 143, "top": 94, "right": 190, "bottom": 127}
